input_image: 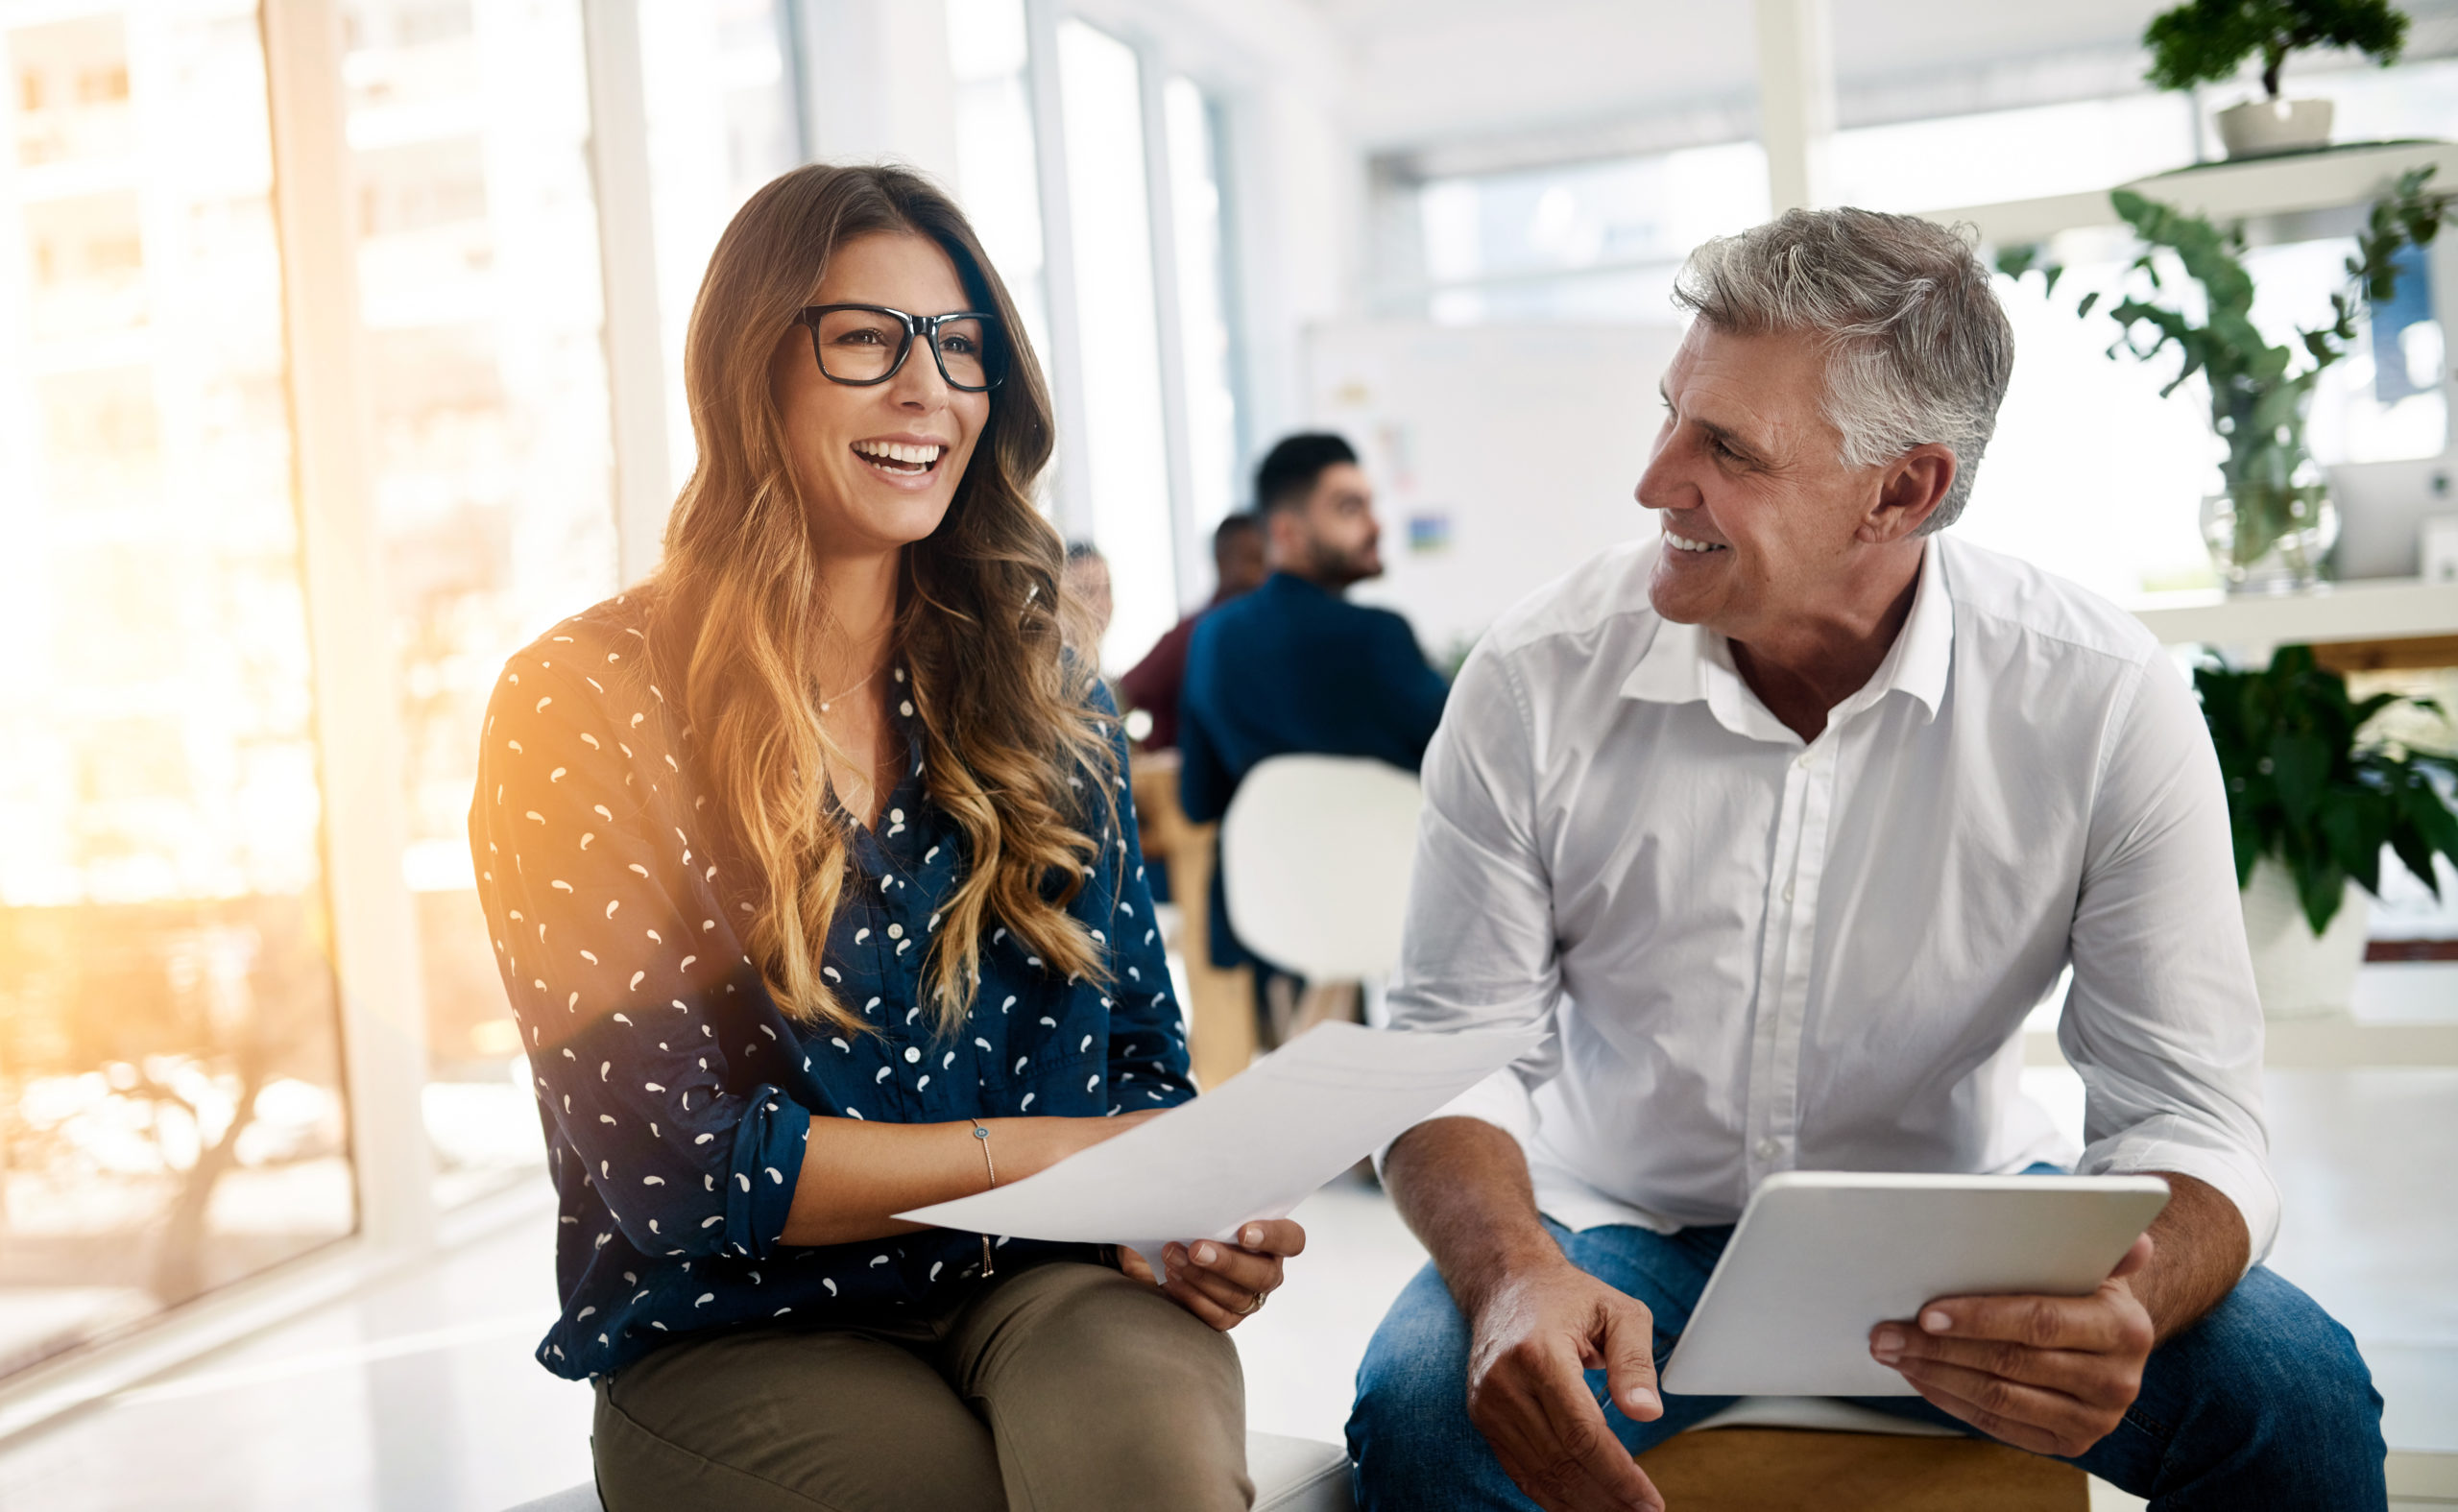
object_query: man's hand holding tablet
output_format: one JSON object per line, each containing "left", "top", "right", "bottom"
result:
{"left": 1869, "top": 1170, "right": 2251, "bottom": 1459}
{"left": 1872, "top": 1231, "right": 2155, "bottom": 1456}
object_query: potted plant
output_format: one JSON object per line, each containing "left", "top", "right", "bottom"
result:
{"left": 2197, "top": 645, "right": 2458, "bottom": 1016}
{"left": 1999, "top": 167, "right": 2456, "bottom": 590}
{"left": 2144, "top": 0, "right": 2410, "bottom": 158}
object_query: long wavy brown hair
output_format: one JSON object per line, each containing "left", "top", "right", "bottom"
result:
{"left": 641, "top": 163, "right": 1113, "bottom": 1037}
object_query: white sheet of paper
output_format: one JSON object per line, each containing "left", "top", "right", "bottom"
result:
{"left": 897, "top": 1020, "right": 1540, "bottom": 1279}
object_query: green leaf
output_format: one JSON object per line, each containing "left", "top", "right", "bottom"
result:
{"left": 2402, "top": 777, "right": 2458, "bottom": 867}
{"left": 2294, "top": 854, "right": 2349, "bottom": 936}
{"left": 2261, "top": 732, "right": 2320, "bottom": 826}
{"left": 2386, "top": 804, "right": 2443, "bottom": 900}
{"left": 2320, "top": 799, "right": 2384, "bottom": 896}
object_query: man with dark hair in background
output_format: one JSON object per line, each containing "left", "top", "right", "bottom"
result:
{"left": 1178, "top": 432, "right": 1451, "bottom": 1040}
{"left": 1120, "top": 513, "right": 1268, "bottom": 752}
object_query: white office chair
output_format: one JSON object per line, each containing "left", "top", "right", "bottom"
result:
{"left": 503, "top": 1429, "right": 1354, "bottom": 1511}
{"left": 1220, "top": 755, "right": 1422, "bottom": 1020}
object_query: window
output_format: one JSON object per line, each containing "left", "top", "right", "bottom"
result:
{"left": 947, "top": 0, "right": 1049, "bottom": 364}
{"left": 0, "top": 3, "right": 352, "bottom": 1373}
{"left": 1826, "top": 93, "right": 2198, "bottom": 214}
{"left": 639, "top": 0, "right": 803, "bottom": 492}
{"left": 1057, "top": 19, "right": 1172, "bottom": 669}
{"left": 1165, "top": 75, "right": 1241, "bottom": 541}
{"left": 1412, "top": 142, "right": 1771, "bottom": 324}
{"left": 339, "top": 0, "right": 619, "bottom": 1206}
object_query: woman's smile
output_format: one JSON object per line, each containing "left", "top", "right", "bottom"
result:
{"left": 850, "top": 433, "right": 952, "bottom": 485}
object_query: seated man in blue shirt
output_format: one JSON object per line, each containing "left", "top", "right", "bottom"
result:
{"left": 1178, "top": 433, "right": 1450, "bottom": 1028}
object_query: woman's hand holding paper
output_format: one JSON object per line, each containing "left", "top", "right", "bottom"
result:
{"left": 1119, "top": 1220, "right": 1309, "bottom": 1332}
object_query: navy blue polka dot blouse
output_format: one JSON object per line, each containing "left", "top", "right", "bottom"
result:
{"left": 468, "top": 596, "right": 1193, "bottom": 1381}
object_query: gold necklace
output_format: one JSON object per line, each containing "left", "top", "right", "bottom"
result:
{"left": 817, "top": 663, "right": 885, "bottom": 715}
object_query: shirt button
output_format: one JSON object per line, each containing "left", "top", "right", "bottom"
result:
{"left": 1795, "top": 753, "right": 1814, "bottom": 770}
{"left": 1782, "top": 883, "right": 1795, "bottom": 903}
{"left": 1755, "top": 1137, "right": 1781, "bottom": 1159}
{"left": 903, "top": 1046, "right": 922, "bottom": 1064}
{"left": 887, "top": 924, "right": 904, "bottom": 940}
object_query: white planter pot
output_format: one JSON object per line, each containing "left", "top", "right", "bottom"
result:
{"left": 2215, "top": 98, "right": 2334, "bottom": 159}
{"left": 2239, "top": 859, "right": 2369, "bottom": 1019}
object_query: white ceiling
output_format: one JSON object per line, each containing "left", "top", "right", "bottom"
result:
{"left": 1293, "top": 0, "right": 2458, "bottom": 161}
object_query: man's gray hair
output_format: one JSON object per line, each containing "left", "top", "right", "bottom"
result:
{"left": 1672, "top": 208, "right": 2012, "bottom": 534}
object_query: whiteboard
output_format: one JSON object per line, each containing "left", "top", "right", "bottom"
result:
{"left": 1304, "top": 319, "right": 1687, "bottom": 660}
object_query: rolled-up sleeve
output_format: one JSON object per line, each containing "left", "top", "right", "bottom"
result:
{"left": 2062, "top": 654, "right": 2277, "bottom": 1263}
{"left": 1378, "top": 643, "right": 1562, "bottom": 1169}
{"left": 722, "top": 1092, "right": 811, "bottom": 1259}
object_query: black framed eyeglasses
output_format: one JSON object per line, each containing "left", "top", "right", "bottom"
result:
{"left": 796, "top": 303, "right": 1008, "bottom": 393}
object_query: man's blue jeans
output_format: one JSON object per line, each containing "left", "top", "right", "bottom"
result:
{"left": 1348, "top": 1215, "right": 2387, "bottom": 1510}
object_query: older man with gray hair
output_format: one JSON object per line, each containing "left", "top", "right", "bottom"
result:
{"left": 1347, "top": 208, "right": 2384, "bottom": 1511}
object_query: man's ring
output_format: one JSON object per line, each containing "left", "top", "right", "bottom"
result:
{"left": 1238, "top": 1291, "right": 1265, "bottom": 1316}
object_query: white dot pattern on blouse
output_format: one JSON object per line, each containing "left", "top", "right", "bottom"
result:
{"left": 468, "top": 597, "right": 1193, "bottom": 1381}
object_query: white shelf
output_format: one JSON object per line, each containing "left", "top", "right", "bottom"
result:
{"left": 1924, "top": 139, "right": 2458, "bottom": 248}
{"left": 2127, "top": 576, "right": 2458, "bottom": 647}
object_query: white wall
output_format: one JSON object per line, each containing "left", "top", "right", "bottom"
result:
{"left": 1307, "top": 319, "right": 1688, "bottom": 658}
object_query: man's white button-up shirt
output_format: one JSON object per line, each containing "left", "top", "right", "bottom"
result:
{"left": 1390, "top": 535, "right": 2276, "bottom": 1260}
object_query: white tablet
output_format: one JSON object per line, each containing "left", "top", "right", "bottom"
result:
{"left": 1658, "top": 1171, "right": 2170, "bottom": 1397}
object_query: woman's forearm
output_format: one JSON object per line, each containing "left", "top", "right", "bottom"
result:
{"left": 779, "top": 1114, "right": 1133, "bottom": 1247}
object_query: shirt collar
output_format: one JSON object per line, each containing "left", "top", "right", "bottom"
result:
{"left": 1880, "top": 539, "right": 1953, "bottom": 724}
{"left": 1620, "top": 539, "right": 1953, "bottom": 734}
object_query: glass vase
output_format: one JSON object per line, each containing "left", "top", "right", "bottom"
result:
{"left": 2201, "top": 484, "right": 2337, "bottom": 594}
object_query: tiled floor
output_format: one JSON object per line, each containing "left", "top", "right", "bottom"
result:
{"left": 0, "top": 1061, "right": 2450, "bottom": 1510}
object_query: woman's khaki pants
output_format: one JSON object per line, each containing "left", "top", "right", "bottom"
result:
{"left": 591, "top": 1260, "right": 1253, "bottom": 1512}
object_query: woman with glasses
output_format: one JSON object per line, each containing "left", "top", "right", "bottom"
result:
{"left": 469, "top": 163, "right": 1299, "bottom": 1511}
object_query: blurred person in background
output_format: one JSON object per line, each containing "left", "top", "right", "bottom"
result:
{"left": 1063, "top": 538, "right": 1114, "bottom": 659}
{"left": 470, "top": 164, "right": 1300, "bottom": 1512}
{"left": 1119, "top": 512, "right": 1267, "bottom": 906}
{"left": 1178, "top": 433, "right": 1449, "bottom": 1042}
{"left": 1121, "top": 512, "right": 1268, "bottom": 753}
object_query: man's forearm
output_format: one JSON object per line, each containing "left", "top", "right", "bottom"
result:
{"left": 2133, "top": 1170, "right": 2250, "bottom": 1342}
{"left": 1384, "top": 1116, "right": 1567, "bottom": 1313}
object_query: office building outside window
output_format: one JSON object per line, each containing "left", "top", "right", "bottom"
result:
{"left": 339, "top": 0, "right": 617, "bottom": 1207}
{"left": 0, "top": 1, "right": 353, "bottom": 1378}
